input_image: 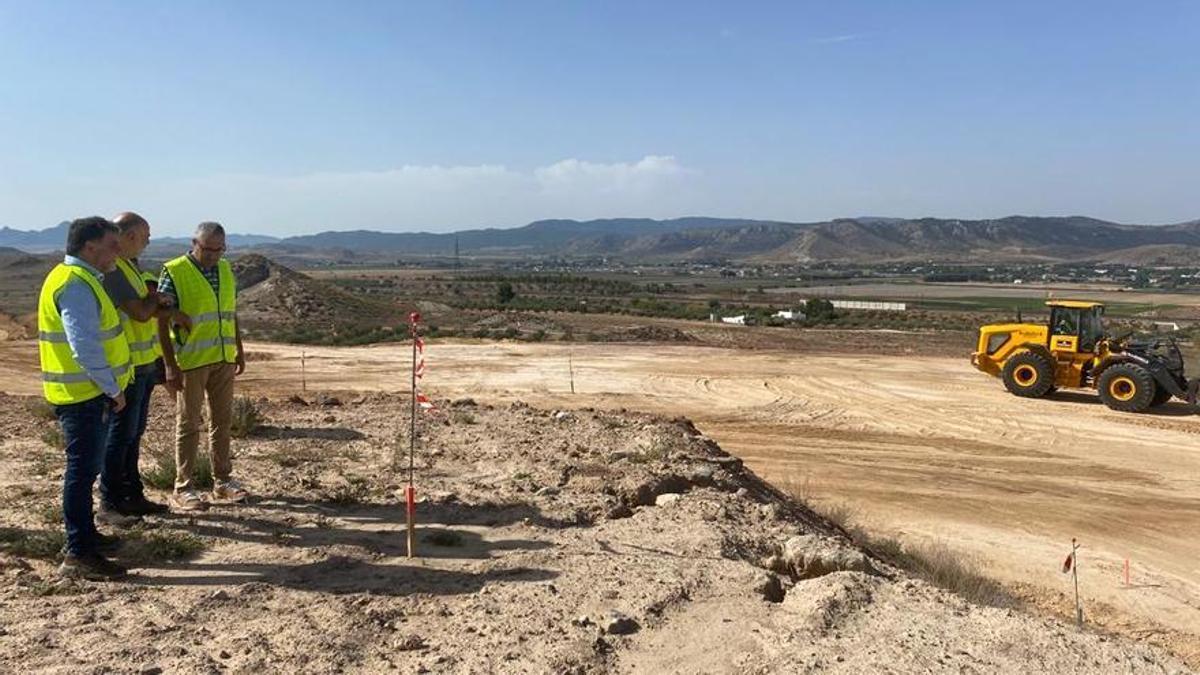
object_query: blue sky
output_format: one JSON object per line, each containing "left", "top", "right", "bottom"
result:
{"left": 1, "top": 1, "right": 1197, "bottom": 235}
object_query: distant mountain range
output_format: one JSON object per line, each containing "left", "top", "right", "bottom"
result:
{"left": 4, "top": 215, "right": 1200, "bottom": 264}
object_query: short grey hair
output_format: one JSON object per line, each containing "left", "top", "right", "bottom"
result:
{"left": 194, "top": 221, "right": 225, "bottom": 239}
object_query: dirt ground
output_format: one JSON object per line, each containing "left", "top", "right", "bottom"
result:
{"left": 0, "top": 336, "right": 1197, "bottom": 671}
{"left": 0, "top": 392, "right": 1192, "bottom": 674}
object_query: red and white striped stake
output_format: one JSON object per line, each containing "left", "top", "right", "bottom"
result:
{"left": 406, "top": 311, "right": 421, "bottom": 558}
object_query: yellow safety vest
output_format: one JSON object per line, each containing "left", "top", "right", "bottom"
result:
{"left": 165, "top": 256, "right": 238, "bottom": 371}
{"left": 38, "top": 263, "right": 133, "bottom": 405}
{"left": 114, "top": 257, "right": 163, "bottom": 367}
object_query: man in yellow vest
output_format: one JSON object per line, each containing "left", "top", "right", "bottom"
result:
{"left": 157, "top": 222, "right": 248, "bottom": 510}
{"left": 98, "top": 212, "right": 178, "bottom": 523}
{"left": 38, "top": 217, "right": 133, "bottom": 580}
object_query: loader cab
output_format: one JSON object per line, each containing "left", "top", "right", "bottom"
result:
{"left": 1047, "top": 301, "right": 1105, "bottom": 354}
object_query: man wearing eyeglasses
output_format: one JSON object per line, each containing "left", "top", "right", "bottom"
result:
{"left": 157, "top": 221, "right": 249, "bottom": 511}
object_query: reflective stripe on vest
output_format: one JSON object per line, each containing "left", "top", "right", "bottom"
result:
{"left": 114, "top": 258, "right": 163, "bottom": 367}
{"left": 37, "top": 264, "right": 133, "bottom": 405}
{"left": 165, "top": 255, "right": 238, "bottom": 371}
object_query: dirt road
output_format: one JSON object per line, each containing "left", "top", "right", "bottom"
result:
{"left": 2, "top": 338, "right": 1197, "bottom": 656}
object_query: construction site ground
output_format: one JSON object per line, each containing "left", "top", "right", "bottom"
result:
{"left": 0, "top": 335, "right": 1197, "bottom": 671}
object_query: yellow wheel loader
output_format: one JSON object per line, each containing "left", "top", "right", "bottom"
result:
{"left": 971, "top": 300, "right": 1199, "bottom": 413}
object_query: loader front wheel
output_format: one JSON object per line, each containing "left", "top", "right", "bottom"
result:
{"left": 1098, "top": 363, "right": 1155, "bottom": 413}
{"left": 1002, "top": 351, "right": 1055, "bottom": 398}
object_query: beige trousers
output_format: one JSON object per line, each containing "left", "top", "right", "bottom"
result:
{"left": 174, "top": 362, "right": 235, "bottom": 491}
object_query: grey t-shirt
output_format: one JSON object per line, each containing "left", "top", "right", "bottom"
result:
{"left": 103, "top": 265, "right": 140, "bottom": 307}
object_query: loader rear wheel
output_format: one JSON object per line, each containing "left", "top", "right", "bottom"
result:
{"left": 1002, "top": 351, "right": 1054, "bottom": 398}
{"left": 1097, "top": 363, "right": 1155, "bottom": 412}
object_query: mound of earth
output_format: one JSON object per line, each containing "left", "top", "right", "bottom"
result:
{"left": 469, "top": 312, "right": 568, "bottom": 337}
{"left": 0, "top": 392, "right": 1187, "bottom": 673}
{"left": 231, "top": 254, "right": 393, "bottom": 328}
{"left": 605, "top": 324, "right": 696, "bottom": 343}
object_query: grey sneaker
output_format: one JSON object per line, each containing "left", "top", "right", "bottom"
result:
{"left": 96, "top": 502, "right": 141, "bottom": 528}
{"left": 212, "top": 479, "right": 249, "bottom": 504}
{"left": 58, "top": 552, "right": 128, "bottom": 581}
{"left": 170, "top": 489, "right": 209, "bottom": 511}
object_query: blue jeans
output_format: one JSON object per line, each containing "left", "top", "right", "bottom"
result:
{"left": 101, "top": 366, "right": 155, "bottom": 507}
{"left": 55, "top": 395, "right": 111, "bottom": 556}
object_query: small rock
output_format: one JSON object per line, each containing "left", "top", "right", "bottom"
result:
{"left": 451, "top": 398, "right": 477, "bottom": 407}
{"left": 553, "top": 411, "right": 574, "bottom": 422}
{"left": 315, "top": 394, "right": 342, "bottom": 407}
{"left": 535, "top": 486, "right": 560, "bottom": 497}
{"left": 395, "top": 635, "right": 427, "bottom": 651}
{"left": 218, "top": 650, "right": 232, "bottom": 660}
{"left": 654, "top": 493, "right": 682, "bottom": 507}
{"left": 752, "top": 571, "right": 785, "bottom": 603}
{"left": 735, "top": 487, "right": 749, "bottom": 499}
{"left": 686, "top": 465, "right": 716, "bottom": 485}
{"left": 604, "top": 611, "right": 639, "bottom": 635}
{"left": 780, "top": 535, "right": 877, "bottom": 579}
{"left": 710, "top": 455, "right": 743, "bottom": 470}
{"left": 139, "top": 666, "right": 163, "bottom": 675}
{"left": 605, "top": 504, "right": 633, "bottom": 520}
{"left": 572, "top": 615, "right": 593, "bottom": 627}
{"left": 286, "top": 395, "right": 308, "bottom": 406}
{"left": 208, "top": 590, "right": 231, "bottom": 602}
{"left": 759, "top": 503, "right": 782, "bottom": 520}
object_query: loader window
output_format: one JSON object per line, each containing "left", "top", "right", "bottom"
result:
{"left": 1079, "top": 308, "right": 1104, "bottom": 351}
{"left": 1051, "top": 307, "right": 1080, "bottom": 337}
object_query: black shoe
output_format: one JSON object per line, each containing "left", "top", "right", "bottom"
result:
{"left": 95, "top": 532, "right": 123, "bottom": 556}
{"left": 58, "top": 552, "right": 127, "bottom": 581}
{"left": 96, "top": 502, "right": 142, "bottom": 528}
{"left": 124, "top": 496, "right": 169, "bottom": 516}
{"left": 59, "top": 533, "right": 121, "bottom": 557}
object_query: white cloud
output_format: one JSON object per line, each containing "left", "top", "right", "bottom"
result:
{"left": 1, "top": 155, "right": 704, "bottom": 236}
{"left": 811, "top": 33, "right": 868, "bottom": 44}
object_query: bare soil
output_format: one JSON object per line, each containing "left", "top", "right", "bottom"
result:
{"left": 0, "top": 390, "right": 1191, "bottom": 673}
{"left": 0, "top": 335, "right": 1197, "bottom": 672}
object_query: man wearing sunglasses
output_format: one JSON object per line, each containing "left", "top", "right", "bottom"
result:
{"left": 157, "top": 222, "right": 249, "bottom": 511}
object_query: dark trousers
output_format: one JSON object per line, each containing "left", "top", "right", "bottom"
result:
{"left": 101, "top": 367, "right": 155, "bottom": 506}
{"left": 54, "top": 396, "right": 111, "bottom": 556}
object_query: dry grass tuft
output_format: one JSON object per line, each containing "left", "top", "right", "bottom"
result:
{"left": 786, "top": 479, "right": 1015, "bottom": 608}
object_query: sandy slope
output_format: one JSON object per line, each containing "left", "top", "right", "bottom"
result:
{"left": 0, "top": 338, "right": 1197, "bottom": 664}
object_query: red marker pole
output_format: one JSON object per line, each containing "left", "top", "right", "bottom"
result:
{"left": 406, "top": 311, "right": 421, "bottom": 559}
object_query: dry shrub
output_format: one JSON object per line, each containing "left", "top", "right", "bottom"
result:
{"left": 230, "top": 396, "right": 262, "bottom": 438}
{"left": 785, "top": 479, "right": 1014, "bottom": 608}
{"left": 142, "top": 449, "right": 212, "bottom": 491}
{"left": 125, "top": 528, "right": 206, "bottom": 562}
{"left": 0, "top": 527, "right": 65, "bottom": 560}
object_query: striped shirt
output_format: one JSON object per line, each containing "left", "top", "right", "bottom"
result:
{"left": 158, "top": 253, "right": 222, "bottom": 303}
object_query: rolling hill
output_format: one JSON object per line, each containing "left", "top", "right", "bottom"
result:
{"left": 4, "top": 215, "right": 1200, "bottom": 263}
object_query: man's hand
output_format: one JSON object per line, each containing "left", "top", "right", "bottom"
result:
{"left": 164, "top": 365, "right": 182, "bottom": 394}
{"left": 173, "top": 311, "right": 192, "bottom": 331}
{"left": 235, "top": 351, "right": 246, "bottom": 376}
{"left": 110, "top": 392, "right": 126, "bottom": 413}
{"left": 152, "top": 291, "right": 175, "bottom": 309}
